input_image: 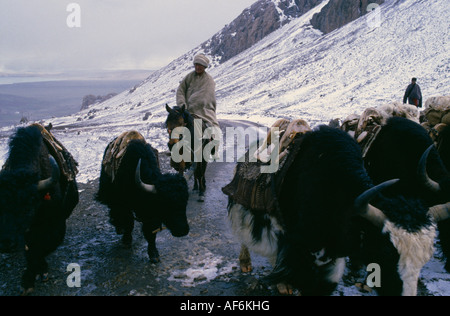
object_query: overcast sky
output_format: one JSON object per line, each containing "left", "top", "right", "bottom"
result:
{"left": 0, "top": 0, "right": 256, "bottom": 75}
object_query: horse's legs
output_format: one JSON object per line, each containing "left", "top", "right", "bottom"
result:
{"left": 195, "top": 161, "right": 207, "bottom": 201}
{"left": 200, "top": 161, "right": 207, "bottom": 193}
{"left": 193, "top": 164, "right": 199, "bottom": 191}
{"left": 190, "top": 162, "right": 199, "bottom": 191}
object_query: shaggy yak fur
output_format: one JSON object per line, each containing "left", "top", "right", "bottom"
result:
{"left": 227, "top": 125, "right": 438, "bottom": 296}
{"left": 0, "top": 125, "right": 79, "bottom": 294}
{"left": 97, "top": 138, "right": 189, "bottom": 263}
{"left": 364, "top": 116, "right": 450, "bottom": 272}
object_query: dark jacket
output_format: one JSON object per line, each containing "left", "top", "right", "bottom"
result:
{"left": 403, "top": 83, "right": 422, "bottom": 107}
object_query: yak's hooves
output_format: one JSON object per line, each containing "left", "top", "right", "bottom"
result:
{"left": 197, "top": 192, "right": 205, "bottom": 202}
{"left": 20, "top": 287, "right": 34, "bottom": 296}
{"left": 444, "top": 262, "right": 450, "bottom": 273}
{"left": 37, "top": 273, "right": 49, "bottom": 282}
{"left": 149, "top": 248, "right": 160, "bottom": 263}
{"left": 355, "top": 282, "right": 373, "bottom": 293}
{"left": 276, "top": 283, "right": 293, "bottom": 295}
{"left": 149, "top": 256, "right": 160, "bottom": 264}
{"left": 240, "top": 263, "right": 252, "bottom": 273}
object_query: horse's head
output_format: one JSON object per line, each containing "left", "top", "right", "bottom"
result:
{"left": 165, "top": 104, "right": 189, "bottom": 147}
{"left": 165, "top": 104, "right": 194, "bottom": 172}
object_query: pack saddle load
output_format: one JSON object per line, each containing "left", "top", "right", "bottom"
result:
{"left": 340, "top": 102, "right": 420, "bottom": 157}
{"left": 222, "top": 118, "right": 311, "bottom": 218}
{"left": 28, "top": 123, "right": 78, "bottom": 184}
{"left": 102, "top": 130, "right": 160, "bottom": 182}
{"left": 419, "top": 96, "right": 450, "bottom": 147}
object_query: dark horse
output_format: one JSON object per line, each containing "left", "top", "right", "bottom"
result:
{"left": 165, "top": 104, "right": 212, "bottom": 201}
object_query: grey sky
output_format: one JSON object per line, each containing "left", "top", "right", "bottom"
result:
{"left": 0, "top": 0, "right": 256, "bottom": 75}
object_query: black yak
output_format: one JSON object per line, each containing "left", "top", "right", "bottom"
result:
{"left": 97, "top": 131, "right": 189, "bottom": 263}
{"left": 0, "top": 124, "right": 79, "bottom": 294}
{"left": 225, "top": 125, "right": 448, "bottom": 295}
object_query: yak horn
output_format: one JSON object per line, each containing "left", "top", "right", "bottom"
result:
{"left": 37, "top": 156, "right": 60, "bottom": 192}
{"left": 418, "top": 145, "right": 440, "bottom": 192}
{"left": 135, "top": 159, "right": 157, "bottom": 194}
{"left": 354, "top": 179, "right": 399, "bottom": 227}
{"left": 359, "top": 205, "right": 387, "bottom": 228}
{"left": 428, "top": 202, "right": 450, "bottom": 222}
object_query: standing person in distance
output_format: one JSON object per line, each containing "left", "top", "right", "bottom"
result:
{"left": 403, "top": 77, "right": 423, "bottom": 108}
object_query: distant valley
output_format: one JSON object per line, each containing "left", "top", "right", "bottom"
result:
{"left": 0, "top": 71, "right": 151, "bottom": 127}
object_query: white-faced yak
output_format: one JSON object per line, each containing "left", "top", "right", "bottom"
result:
{"left": 96, "top": 131, "right": 189, "bottom": 263}
{"left": 224, "top": 125, "right": 449, "bottom": 296}
{"left": 363, "top": 116, "right": 450, "bottom": 274}
{"left": 0, "top": 124, "right": 79, "bottom": 295}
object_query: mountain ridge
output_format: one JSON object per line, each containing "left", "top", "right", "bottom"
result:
{"left": 201, "top": 0, "right": 323, "bottom": 64}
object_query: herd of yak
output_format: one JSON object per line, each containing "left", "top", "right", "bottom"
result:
{"left": 1, "top": 99, "right": 450, "bottom": 296}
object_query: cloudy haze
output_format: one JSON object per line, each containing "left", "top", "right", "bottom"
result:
{"left": 0, "top": 0, "right": 256, "bottom": 75}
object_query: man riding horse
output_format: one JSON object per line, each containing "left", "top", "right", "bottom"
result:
{"left": 168, "top": 53, "right": 219, "bottom": 201}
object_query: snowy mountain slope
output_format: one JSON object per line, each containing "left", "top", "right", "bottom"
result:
{"left": 29, "top": 0, "right": 448, "bottom": 131}
{"left": 212, "top": 0, "right": 449, "bottom": 125}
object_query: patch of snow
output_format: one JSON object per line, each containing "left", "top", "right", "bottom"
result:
{"left": 168, "top": 250, "right": 237, "bottom": 287}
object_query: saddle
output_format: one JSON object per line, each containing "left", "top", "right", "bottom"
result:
{"left": 222, "top": 119, "right": 311, "bottom": 216}
{"left": 341, "top": 108, "right": 383, "bottom": 158}
{"left": 340, "top": 103, "right": 419, "bottom": 158}
{"left": 103, "top": 130, "right": 158, "bottom": 182}
{"left": 32, "top": 123, "right": 78, "bottom": 183}
{"left": 420, "top": 96, "right": 450, "bottom": 147}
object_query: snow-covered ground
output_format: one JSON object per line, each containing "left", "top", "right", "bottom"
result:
{"left": 0, "top": 0, "right": 449, "bottom": 295}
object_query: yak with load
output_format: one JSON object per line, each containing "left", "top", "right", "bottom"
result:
{"left": 0, "top": 124, "right": 79, "bottom": 295}
{"left": 97, "top": 131, "right": 190, "bottom": 263}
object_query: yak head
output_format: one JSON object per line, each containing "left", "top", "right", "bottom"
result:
{"left": 355, "top": 179, "right": 449, "bottom": 296}
{"left": 0, "top": 156, "right": 59, "bottom": 253}
{"left": 135, "top": 159, "right": 189, "bottom": 237}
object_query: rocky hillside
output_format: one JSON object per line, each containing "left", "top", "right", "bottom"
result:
{"left": 201, "top": 0, "right": 386, "bottom": 65}
{"left": 311, "top": 0, "right": 385, "bottom": 33}
{"left": 202, "top": 0, "right": 322, "bottom": 64}
{"left": 80, "top": 93, "right": 117, "bottom": 111}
